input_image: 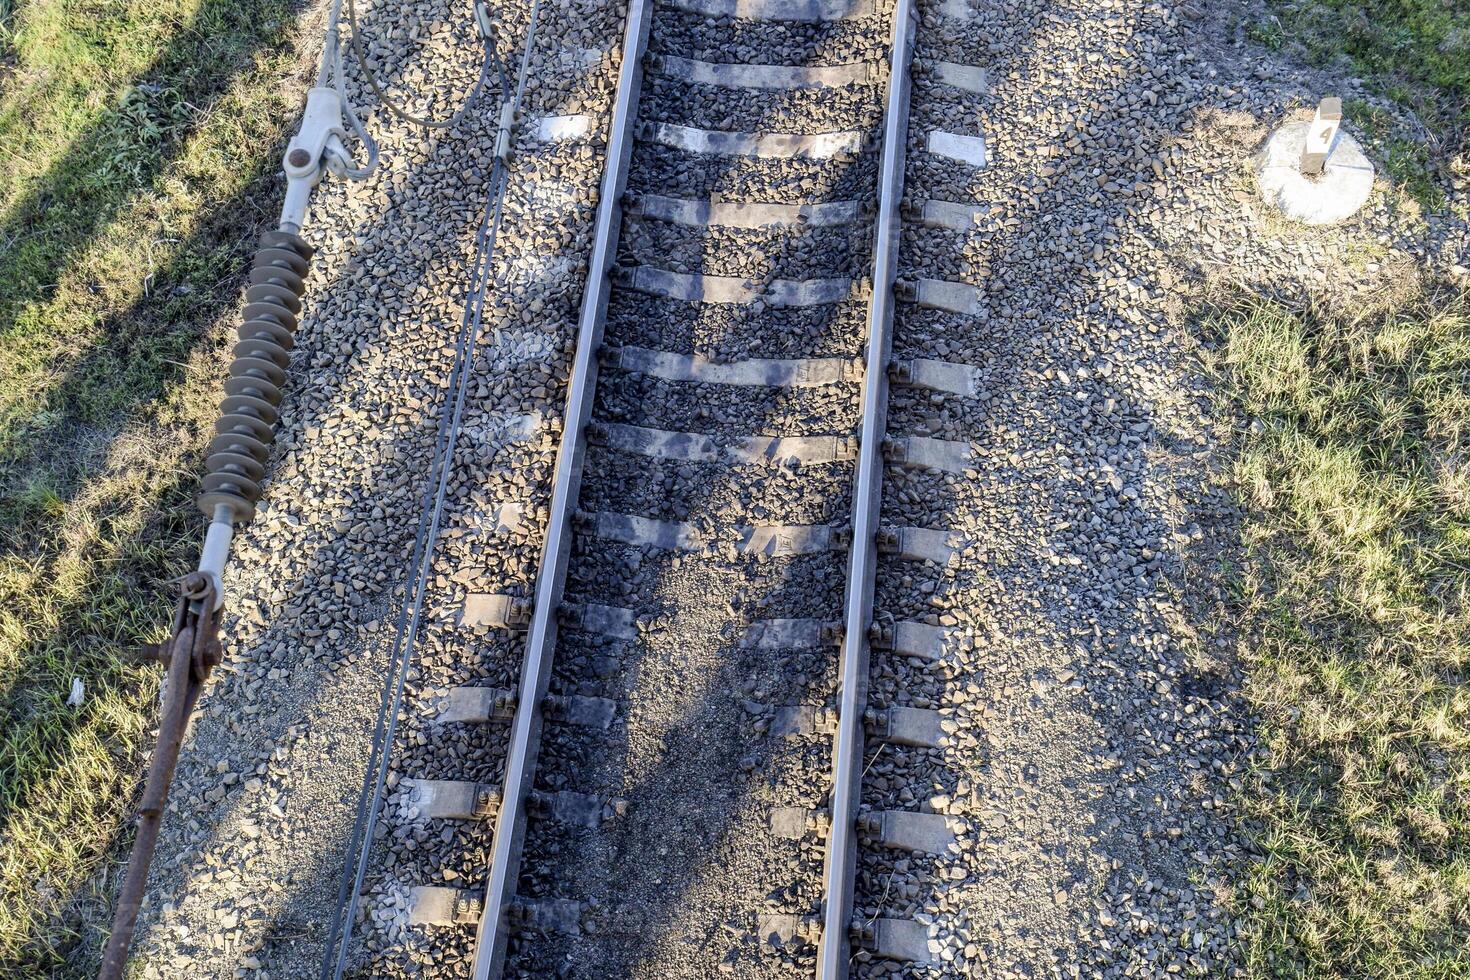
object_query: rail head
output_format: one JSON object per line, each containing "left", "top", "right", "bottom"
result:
{"left": 469, "top": 0, "right": 655, "bottom": 976}
{"left": 818, "top": 0, "right": 917, "bottom": 975}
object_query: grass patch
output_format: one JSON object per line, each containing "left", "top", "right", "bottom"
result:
{"left": 0, "top": 0, "right": 309, "bottom": 973}
{"left": 1251, "top": 0, "right": 1470, "bottom": 211}
{"left": 1346, "top": 98, "right": 1447, "bottom": 213}
{"left": 1208, "top": 288, "right": 1470, "bottom": 976}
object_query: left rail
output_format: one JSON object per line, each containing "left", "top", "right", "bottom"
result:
{"left": 469, "top": 0, "right": 654, "bottom": 975}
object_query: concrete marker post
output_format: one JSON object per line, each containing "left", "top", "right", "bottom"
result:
{"left": 1300, "top": 96, "right": 1342, "bottom": 176}
{"left": 1255, "top": 96, "right": 1374, "bottom": 225}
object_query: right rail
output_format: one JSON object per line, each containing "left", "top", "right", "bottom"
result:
{"left": 819, "top": 0, "right": 916, "bottom": 973}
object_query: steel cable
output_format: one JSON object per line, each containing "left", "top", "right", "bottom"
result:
{"left": 344, "top": 0, "right": 497, "bottom": 130}
{"left": 317, "top": 1, "right": 545, "bottom": 974}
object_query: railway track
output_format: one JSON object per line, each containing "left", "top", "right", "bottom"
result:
{"left": 320, "top": 0, "right": 996, "bottom": 976}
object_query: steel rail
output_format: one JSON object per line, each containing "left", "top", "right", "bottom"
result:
{"left": 818, "top": 0, "right": 916, "bottom": 973}
{"left": 469, "top": 0, "right": 654, "bottom": 973}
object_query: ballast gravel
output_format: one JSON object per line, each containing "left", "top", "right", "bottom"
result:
{"left": 121, "top": 0, "right": 1467, "bottom": 975}
{"left": 126, "top": 0, "right": 622, "bottom": 975}
{"left": 849, "top": 0, "right": 1466, "bottom": 977}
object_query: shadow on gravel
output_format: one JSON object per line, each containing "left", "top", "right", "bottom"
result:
{"left": 505, "top": 16, "right": 888, "bottom": 978}
{"left": 852, "top": 0, "right": 1255, "bottom": 971}
{"left": 140, "top": 4, "right": 568, "bottom": 976}
{"left": 531, "top": 0, "right": 1263, "bottom": 975}
{"left": 1, "top": 162, "right": 334, "bottom": 978}
{"left": 111, "top": 2, "right": 1257, "bottom": 978}
{"left": 5, "top": 7, "right": 499, "bottom": 976}
{"left": 112, "top": 151, "right": 483, "bottom": 977}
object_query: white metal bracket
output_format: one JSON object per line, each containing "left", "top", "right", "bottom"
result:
{"left": 280, "top": 87, "right": 353, "bottom": 232}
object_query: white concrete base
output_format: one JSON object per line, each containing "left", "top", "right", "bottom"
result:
{"left": 1254, "top": 120, "right": 1375, "bottom": 225}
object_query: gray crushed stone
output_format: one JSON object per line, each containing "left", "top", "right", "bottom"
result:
{"left": 123, "top": 0, "right": 1469, "bottom": 976}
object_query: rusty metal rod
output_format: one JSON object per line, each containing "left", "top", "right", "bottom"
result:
{"left": 98, "top": 575, "right": 220, "bottom": 980}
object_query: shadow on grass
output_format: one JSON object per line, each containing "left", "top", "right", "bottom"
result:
{"left": 0, "top": 0, "right": 312, "bottom": 972}
{"left": 0, "top": 0, "right": 307, "bottom": 489}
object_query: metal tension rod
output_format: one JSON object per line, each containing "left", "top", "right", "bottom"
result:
{"left": 95, "top": 2, "right": 398, "bottom": 972}
{"left": 97, "top": 573, "right": 223, "bottom": 979}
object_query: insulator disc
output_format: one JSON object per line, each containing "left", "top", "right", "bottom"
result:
{"left": 223, "top": 375, "right": 284, "bottom": 406}
{"left": 220, "top": 393, "right": 280, "bottom": 427}
{"left": 260, "top": 230, "right": 316, "bottom": 259}
{"left": 237, "top": 318, "right": 295, "bottom": 350}
{"left": 231, "top": 337, "right": 292, "bottom": 370}
{"left": 208, "top": 431, "right": 270, "bottom": 463}
{"left": 198, "top": 487, "right": 255, "bottom": 523}
{"left": 205, "top": 450, "right": 266, "bottom": 483}
{"left": 253, "top": 247, "right": 310, "bottom": 278}
{"left": 215, "top": 411, "right": 274, "bottom": 443}
{"left": 202, "top": 469, "right": 261, "bottom": 500}
{"left": 242, "top": 301, "right": 298, "bottom": 332}
{"left": 246, "top": 282, "right": 303, "bottom": 315}
{"left": 228, "top": 354, "right": 287, "bottom": 389}
{"left": 249, "top": 264, "right": 306, "bottom": 295}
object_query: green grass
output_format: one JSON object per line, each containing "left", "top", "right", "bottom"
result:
{"left": 1344, "top": 98, "right": 1448, "bottom": 215}
{"left": 1251, "top": 0, "right": 1470, "bottom": 211}
{"left": 0, "top": 0, "right": 307, "bottom": 973}
{"left": 1208, "top": 288, "right": 1470, "bottom": 977}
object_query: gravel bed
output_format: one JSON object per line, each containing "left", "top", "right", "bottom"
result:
{"left": 124, "top": 0, "right": 1468, "bottom": 974}
{"left": 500, "top": 1, "right": 895, "bottom": 974}
{"left": 584, "top": 452, "right": 854, "bottom": 526}
{"left": 130, "top": 0, "right": 635, "bottom": 973}
{"left": 513, "top": 551, "right": 841, "bottom": 978}
{"left": 605, "top": 294, "right": 870, "bottom": 359}
{"left": 622, "top": 220, "right": 870, "bottom": 279}
{"left": 127, "top": 0, "right": 550, "bottom": 974}
{"left": 847, "top": 0, "right": 1468, "bottom": 975}
{"left": 629, "top": 143, "right": 881, "bottom": 205}
{"left": 896, "top": 226, "right": 991, "bottom": 288}
{"left": 848, "top": 0, "right": 1252, "bottom": 972}
{"left": 595, "top": 376, "right": 862, "bottom": 439}
{"left": 333, "top": 1, "right": 634, "bottom": 975}
{"left": 640, "top": 75, "right": 887, "bottom": 135}
{"left": 652, "top": 7, "right": 893, "bottom": 66}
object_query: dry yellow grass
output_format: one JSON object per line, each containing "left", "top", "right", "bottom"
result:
{"left": 1210, "top": 287, "right": 1470, "bottom": 977}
